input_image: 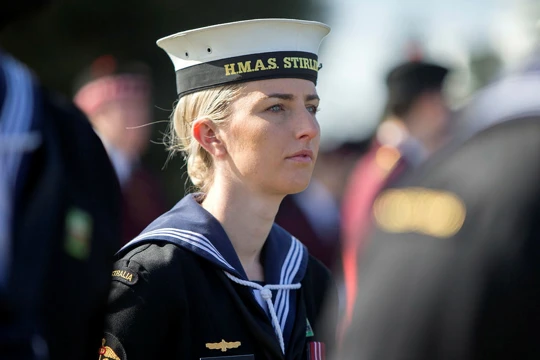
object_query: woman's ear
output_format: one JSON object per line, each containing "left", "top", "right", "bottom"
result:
{"left": 192, "top": 118, "right": 227, "bottom": 157}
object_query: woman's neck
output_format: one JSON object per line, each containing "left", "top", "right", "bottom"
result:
{"left": 201, "top": 181, "right": 283, "bottom": 281}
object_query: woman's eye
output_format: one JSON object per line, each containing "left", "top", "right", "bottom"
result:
{"left": 268, "top": 104, "right": 283, "bottom": 112}
{"left": 306, "top": 105, "right": 319, "bottom": 114}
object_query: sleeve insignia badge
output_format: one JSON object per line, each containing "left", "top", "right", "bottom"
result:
{"left": 98, "top": 338, "right": 121, "bottom": 360}
{"left": 206, "top": 339, "right": 242, "bottom": 352}
{"left": 373, "top": 187, "right": 466, "bottom": 238}
{"left": 112, "top": 268, "right": 139, "bottom": 286}
{"left": 98, "top": 333, "right": 126, "bottom": 360}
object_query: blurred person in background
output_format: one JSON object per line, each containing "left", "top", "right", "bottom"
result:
{"left": 337, "top": 49, "right": 540, "bottom": 360}
{"left": 74, "top": 56, "right": 168, "bottom": 246}
{"left": 0, "top": 1, "right": 121, "bottom": 359}
{"left": 339, "top": 60, "right": 452, "bottom": 337}
{"left": 275, "top": 140, "right": 370, "bottom": 273}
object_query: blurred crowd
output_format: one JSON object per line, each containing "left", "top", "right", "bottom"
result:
{"left": 275, "top": 58, "right": 456, "bottom": 335}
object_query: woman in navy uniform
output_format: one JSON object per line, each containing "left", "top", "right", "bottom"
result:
{"left": 100, "top": 19, "right": 337, "bottom": 360}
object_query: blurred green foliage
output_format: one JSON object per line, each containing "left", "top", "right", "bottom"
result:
{"left": 0, "top": 0, "right": 325, "bottom": 204}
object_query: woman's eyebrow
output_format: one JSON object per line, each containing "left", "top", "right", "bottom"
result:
{"left": 306, "top": 94, "right": 320, "bottom": 102}
{"left": 263, "top": 93, "right": 320, "bottom": 101}
{"left": 265, "top": 93, "right": 294, "bottom": 101}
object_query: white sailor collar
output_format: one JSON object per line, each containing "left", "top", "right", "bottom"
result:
{"left": 120, "top": 193, "right": 309, "bottom": 283}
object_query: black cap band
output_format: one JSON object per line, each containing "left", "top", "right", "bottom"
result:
{"left": 175, "top": 51, "right": 319, "bottom": 98}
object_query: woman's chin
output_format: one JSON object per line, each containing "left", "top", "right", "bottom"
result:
{"left": 263, "top": 170, "right": 313, "bottom": 196}
{"left": 281, "top": 178, "right": 312, "bottom": 195}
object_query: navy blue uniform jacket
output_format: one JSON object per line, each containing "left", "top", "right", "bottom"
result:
{"left": 102, "top": 194, "right": 337, "bottom": 360}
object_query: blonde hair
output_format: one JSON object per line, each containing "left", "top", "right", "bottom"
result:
{"left": 168, "top": 84, "right": 244, "bottom": 193}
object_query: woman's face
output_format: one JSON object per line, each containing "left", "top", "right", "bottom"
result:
{"left": 219, "top": 78, "right": 320, "bottom": 196}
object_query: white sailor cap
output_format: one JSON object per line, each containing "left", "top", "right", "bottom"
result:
{"left": 157, "top": 18, "right": 331, "bottom": 98}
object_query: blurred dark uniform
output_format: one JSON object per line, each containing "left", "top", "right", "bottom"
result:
{"left": 0, "top": 12, "right": 122, "bottom": 360}
{"left": 339, "top": 62, "right": 449, "bottom": 336}
{"left": 276, "top": 179, "right": 341, "bottom": 271}
{"left": 338, "top": 57, "right": 540, "bottom": 359}
{"left": 73, "top": 56, "right": 169, "bottom": 246}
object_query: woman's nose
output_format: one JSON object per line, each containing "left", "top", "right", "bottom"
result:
{"left": 295, "top": 107, "right": 320, "bottom": 141}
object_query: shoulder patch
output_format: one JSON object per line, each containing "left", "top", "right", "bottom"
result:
{"left": 373, "top": 187, "right": 466, "bottom": 238}
{"left": 111, "top": 268, "right": 138, "bottom": 286}
{"left": 99, "top": 333, "right": 126, "bottom": 360}
{"left": 64, "top": 207, "right": 93, "bottom": 260}
{"left": 306, "top": 318, "right": 315, "bottom": 337}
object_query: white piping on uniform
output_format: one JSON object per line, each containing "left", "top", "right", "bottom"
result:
{"left": 276, "top": 237, "right": 303, "bottom": 331}
{"left": 128, "top": 228, "right": 236, "bottom": 271}
{"left": 224, "top": 271, "right": 301, "bottom": 354}
{"left": 132, "top": 228, "right": 230, "bottom": 265}
{"left": 0, "top": 133, "right": 41, "bottom": 153}
{"left": 0, "top": 54, "right": 35, "bottom": 288}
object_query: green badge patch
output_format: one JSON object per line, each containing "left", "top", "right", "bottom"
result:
{"left": 64, "top": 207, "right": 92, "bottom": 260}
{"left": 306, "top": 318, "right": 314, "bottom": 337}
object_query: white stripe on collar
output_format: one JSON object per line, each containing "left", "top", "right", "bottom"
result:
{"left": 2, "top": 56, "right": 34, "bottom": 174}
{"left": 130, "top": 227, "right": 236, "bottom": 271}
{"left": 275, "top": 237, "right": 303, "bottom": 330}
{"left": 0, "top": 54, "right": 35, "bottom": 288}
{"left": 0, "top": 133, "right": 41, "bottom": 153}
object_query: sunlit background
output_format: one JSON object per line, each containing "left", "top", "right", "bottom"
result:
{"left": 3, "top": 0, "right": 539, "bottom": 202}
{"left": 316, "top": 0, "right": 540, "bottom": 147}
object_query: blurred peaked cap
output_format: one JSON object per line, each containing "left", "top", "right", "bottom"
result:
{"left": 73, "top": 55, "right": 152, "bottom": 116}
{"left": 386, "top": 61, "right": 450, "bottom": 95}
{"left": 73, "top": 55, "right": 152, "bottom": 93}
{"left": 384, "top": 61, "right": 450, "bottom": 117}
{"left": 156, "top": 18, "right": 331, "bottom": 97}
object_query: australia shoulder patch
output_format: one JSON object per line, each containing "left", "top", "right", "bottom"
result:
{"left": 99, "top": 332, "right": 126, "bottom": 360}
{"left": 111, "top": 267, "right": 138, "bottom": 286}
